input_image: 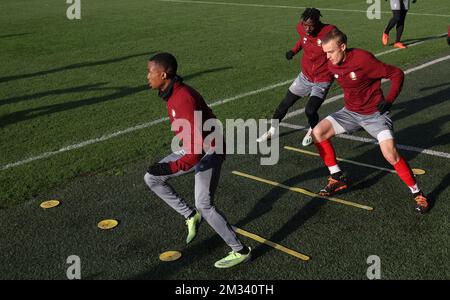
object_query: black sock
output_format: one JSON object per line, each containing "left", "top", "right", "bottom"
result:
{"left": 331, "top": 171, "right": 343, "bottom": 180}
{"left": 237, "top": 246, "right": 250, "bottom": 255}
{"left": 187, "top": 210, "right": 196, "bottom": 219}
{"left": 413, "top": 191, "right": 423, "bottom": 197}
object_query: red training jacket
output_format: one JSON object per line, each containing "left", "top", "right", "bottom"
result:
{"left": 166, "top": 81, "right": 221, "bottom": 173}
{"left": 290, "top": 23, "right": 336, "bottom": 83}
{"left": 327, "top": 48, "right": 404, "bottom": 115}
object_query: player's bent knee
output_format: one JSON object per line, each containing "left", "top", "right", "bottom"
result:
{"left": 377, "top": 130, "right": 394, "bottom": 143}
{"left": 195, "top": 203, "right": 214, "bottom": 215}
{"left": 144, "top": 172, "right": 161, "bottom": 190}
{"left": 312, "top": 126, "right": 327, "bottom": 142}
{"left": 313, "top": 120, "right": 335, "bottom": 141}
{"left": 311, "top": 127, "right": 322, "bottom": 139}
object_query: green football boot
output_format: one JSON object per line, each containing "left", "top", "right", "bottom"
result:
{"left": 214, "top": 247, "right": 251, "bottom": 268}
{"left": 185, "top": 211, "right": 201, "bottom": 244}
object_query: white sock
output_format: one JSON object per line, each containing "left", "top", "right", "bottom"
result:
{"left": 269, "top": 126, "right": 276, "bottom": 135}
{"left": 328, "top": 165, "right": 341, "bottom": 174}
{"left": 409, "top": 184, "right": 420, "bottom": 194}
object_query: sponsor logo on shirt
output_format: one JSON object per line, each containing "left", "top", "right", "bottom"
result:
{"left": 303, "top": 37, "right": 307, "bottom": 44}
{"left": 350, "top": 72, "right": 357, "bottom": 80}
{"left": 317, "top": 39, "right": 322, "bottom": 46}
{"left": 334, "top": 74, "right": 339, "bottom": 79}
{"left": 172, "top": 109, "right": 176, "bottom": 118}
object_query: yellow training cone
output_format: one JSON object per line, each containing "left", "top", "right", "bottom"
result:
{"left": 97, "top": 219, "right": 119, "bottom": 230}
{"left": 412, "top": 168, "right": 426, "bottom": 176}
{"left": 40, "top": 200, "right": 60, "bottom": 209}
{"left": 159, "top": 250, "right": 182, "bottom": 262}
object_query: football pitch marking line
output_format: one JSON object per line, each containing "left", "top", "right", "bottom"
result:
{"left": 284, "top": 146, "right": 426, "bottom": 176}
{"left": 1, "top": 52, "right": 449, "bottom": 171}
{"left": 232, "top": 226, "right": 310, "bottom": 261}
{"left": 157, "top": 0, "right": 450, "bottom": 18}
{"left": 232, "top": 170, "right": 374, "bottom": 211}
{"left": 279, "top": 123, "right": 450, "bottom": 159}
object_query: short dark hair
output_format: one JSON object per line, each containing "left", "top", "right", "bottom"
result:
{"left": 301, "top": 8, "right": 322, "bottom": 23}
{"left": 149, "top": 52, "right": 178, "bottom": 78}
{"left": 322, "top": 28, "right": 348, "bottom": 46}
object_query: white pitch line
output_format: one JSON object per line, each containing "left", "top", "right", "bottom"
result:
{"left": 156, "top": 0, "right": 450, "bottom": 18}
{"left": 284, "top": 146, "right": 396, "bottom": 173}
{"left": 0, "top": 118, "right": 169, "bottom": 170}
{"left": 374, "top": 41, "right": 424, "bottom": 56}
{"left": 279, "top": 122, "right": 450, "bottom": 159}
{"left": 210, "top": 79, "right": 292, "bottom": 107}
{"left": 1, "top": 80, "right": 296, "bottom": 170}
{"left": 2, "top": 51, "right": 450, "bottom": 170}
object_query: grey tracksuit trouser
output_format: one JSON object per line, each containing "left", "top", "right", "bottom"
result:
{"left": 144, "top": 151, "right": 243, "bottom": 252}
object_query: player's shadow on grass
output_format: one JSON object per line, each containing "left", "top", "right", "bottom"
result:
{"left": 0, "top": 67, "right": 233, "bottom": 127}
{"left": 278, "top": 129, "right": 300, "bottom": 139}
{"left": 0, "top": 52, "right": 150, "bottom": 84}
{"left": 130, "top": 151, "right": 327, "bottom": 279}
{"left": 401, "top": 33, "right": 447, "bottom": 46}
{"left": 232, "top": 133, "right": 332, "bottom": 262}
{"left": 0, "top": 82, "right": 110, "bottom": 106}
{"left": 0, "top": 32, "right": 33, "bottom": 39}
{"left": 232, "top": 168, "right": 325, "bottom": 232}
{"left": 428, "top": 173, "right": 450, "bottom": 208}
{"left": 418, "top": 82, "right": 450, "bottom": 92}
{"left": 0, "top": 66, "right": 232, "bottom": 107}
{"left": 391, "top": 86, "right": 450, "bottom": 124}
{"left": 0, "top": 84, "right": 150, "bottom": 127}
{"left": 184, "top": 67, "right": 232, "bottom": 81}
{"left": 244, "top": 197, "right": 326, "bottom": 262}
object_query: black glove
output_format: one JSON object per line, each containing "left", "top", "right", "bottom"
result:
{"left": 285, "top": 50, "right": 295, "bottom": 60}
{"left": 447, "top": 37, "right": 450, "bottom": 46}
{"left": 377, "top": 100, "right": 392, "bottom": 114}
{"left": 147, "top": 163, "right": 173, "bottom": 176}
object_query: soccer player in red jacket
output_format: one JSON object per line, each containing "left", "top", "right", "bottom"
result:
{"left": 257, "top": 8, "right": 336, "bottom": 147}
{"left": 145, "top": 53, "right": 251, "bottom": 268}
{"left": 313, "top": 29, "right": 429, "bottom": 213}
